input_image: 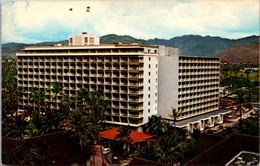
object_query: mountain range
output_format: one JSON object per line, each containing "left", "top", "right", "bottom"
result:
{"left": 2, "top": 34, "right": 259, "bottom": 63}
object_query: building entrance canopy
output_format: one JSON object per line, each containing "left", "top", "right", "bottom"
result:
{"left": 175, "top": 109, "right": 231, "bottom": 131}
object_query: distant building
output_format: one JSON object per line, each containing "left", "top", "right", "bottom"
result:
{"left": 16, "top": 32, "right": 228, "bottom": 132}
{"left": 69, "top": 32, "right": 100, "bottom": 46}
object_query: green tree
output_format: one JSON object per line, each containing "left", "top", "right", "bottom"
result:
{"left": 168, "top": 107, "right": 183, "bottom": 130}
{"left": 155, "top": 136, "right": 185, "bottom": 166}
{"left": 236, "top": 118, "right": 259, "bottom": 136}
{"left": 29, "top": 88, "right": 46, "bottom": 112}
{"left": 3, "top": 114, "right": 30, "bottom": 139}
{"left": 49, "top": 82, "right": 64, "bottom": 101}
{"left": 233, "top": 89, "right": 252, "bottom": 121}
{"left": 41, "top": 108, "right": 66, "bottom": 134}
{"left": 114, "top": 126, "right": 134, "bottom": 157}
{"left": 9, "top": 145, "right": 38, "bottom": 166}
{"left": 144, "top": 115, "right": 169, "bottom": 138}
{"left": 67, "top": 109, "right": 93, "bottom": 150}
{"left": 131, "top": 142, "right": 156, "bottom": 161}
{"left": 244, "top": 69, "right": 252, "bottom": 80}
{"left": 2, "top": 61, "right": 21, "bottom": 114}
{"left": 75, "top": 88, "right": 89, "bottom": 111}
{"left": 60, "top": 94, "right": 74, "bottom": 115}
{"left": 221, "top": 126, "right": 234, "bottom": 137}
{"left": 30, "top": 109, "right": 45, "bottom": 136}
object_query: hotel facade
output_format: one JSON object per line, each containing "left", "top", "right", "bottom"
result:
{"left": 17, "top": 33, "right": 229, "bottom": 132}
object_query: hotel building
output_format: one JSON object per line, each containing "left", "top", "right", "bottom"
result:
{"left": 17, "top": 33, "right": 229, "bottom": 132}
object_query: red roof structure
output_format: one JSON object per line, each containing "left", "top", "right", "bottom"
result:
{"left": 99, "top": 128, "right": 155, "bottom": 143}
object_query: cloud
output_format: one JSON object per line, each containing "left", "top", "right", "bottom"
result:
{"left": 2, "top": 1, "right": 259, "bottom": 43}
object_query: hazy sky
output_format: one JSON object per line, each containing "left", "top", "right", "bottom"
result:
{"left": 2, "top": 1, "right": 259, "bottom": 44}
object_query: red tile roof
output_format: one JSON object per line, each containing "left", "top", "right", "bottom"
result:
{"left": 99, "top": 128, "right": 155, "bottom": 143}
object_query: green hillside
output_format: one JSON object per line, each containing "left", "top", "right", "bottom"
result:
{"left": 100, "top": 34, "right": 148, "bottom": 45}
{"left": 147, "top": 35, "right": 259, "bottom": 57}
{"left": 2, "top": 34, "right": 259, "bottom": 60}
{"left": 215, "top": 43, "right": 259, "bottom": 64}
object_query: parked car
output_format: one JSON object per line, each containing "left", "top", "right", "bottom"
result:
{"left": 102, "top": 148, "right": 110, "bottom": 154}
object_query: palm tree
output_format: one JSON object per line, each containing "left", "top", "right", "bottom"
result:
{"left": 29, "top": 88, "right": 46, "bottom": 112}
{"left": 131, "top": 142, "right": 156, "bottom": 161}
{"left": 75, "top": 88, "right": 89, "bottom": 111}
{"left": 3, "top": 114, "right": 30, "bottom": 139}
{"left": 221, "top": 126, "right": 234, "bottom": 137}
{"left": 2, "top": 62, "right": 21, "bottom": 115}
{"left": 168, "top": 107, "right": 183, "bottom": 130}
{"left": 48, "top": 82, "right": 64, "bottom": 102}
{"left": 155, "top": 136, "right": 185, "bottom": 166}
{"left": 32, "top": 141, "right": 48, "bottom": 165}
{"left": 10, "top": 145, "right": 38, "bottom": 166}
{"left": 244, "top": 69, "right": 252, "bottom": 80}
{"left": 30, "top": 109, "right": 45, "bottom": 136}
{"left": 233, "top": 89, "right": 251, "bottom": 121}
{"left": 60, "top": 94, "right": 74, "bottom": 115}
{"left": 67, "top": 109, "right": 92, "bottom": 151}
{"left": 114, "top": 126, "right": 134, "bottom": 157}
{"left": 40, "top": 108, "right": 66, "bottom": 134}
{"left": 144, "top": 115, "right": 169, "bottom": 138}
{"left": 87, "top": 91, "right": 109, "bottom": 165}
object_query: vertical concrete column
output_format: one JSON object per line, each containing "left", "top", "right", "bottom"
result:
{"left": 200, "top": 120, "right": 204, "bottom": 130}
{"left": 137, "top": 126, "right": 143, "bottom": 132}
{"left": 187, "top": 124, "right": 191, "bottom": 133}
{"left": 220, "top": 114, "right": 223, "bottom": 123}
{"left": 209, "top": 117, "right": 213, "bottom": 127}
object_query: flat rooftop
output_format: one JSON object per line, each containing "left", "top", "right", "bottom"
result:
{"left": 176, "top": 109, "right": 231, "bottom": 127}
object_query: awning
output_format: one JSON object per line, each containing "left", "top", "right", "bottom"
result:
{"left": 99, "top": 128, "right": 155, "bottom": 143}
{"left": 176, "top": 109, "right": 232, "bottom": 127}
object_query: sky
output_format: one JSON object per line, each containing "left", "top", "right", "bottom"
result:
{"left": 2, "top": 1, "right": 259, "bottom": 44}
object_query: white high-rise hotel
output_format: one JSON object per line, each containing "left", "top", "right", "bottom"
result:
{"left": 17, "top": 33, "right": 230, "bottom": 132}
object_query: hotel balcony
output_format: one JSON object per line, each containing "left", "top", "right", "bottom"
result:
{"left": 120, "top": 90, "right": 128, "bottom": 93}
{"left": 129, "top": 106, "right": 142, "bottom": 110}
{"left": 129, "top": 114, "right": 142, "bottom": 119}
{"left": 120, "top": 113, "right": 128, "bottom": 117}
{"left": 112, "top": 89, "right": 120, "bottom": 93}
{"left": 112, "top": 105, "right": 119, "bottom": 109}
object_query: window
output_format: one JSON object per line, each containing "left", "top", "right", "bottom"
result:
{"left": 149, "top": 57, "right": 151, "bottom": 61}
{"left": 148, "top": 109, "right": 150, "bottom": 113}
{"left": 155, "top": 50, "right": 157, "bottom": 53}
{"left": 149, "top": 64, "right": 151, "bottom": 68}
{"left": 148, "top": 102, "right": 150, "bottom": 106}
{"left": 148, "top": 94, "right": 150, "bottom": 98}
{"left": 90, "top": 37, "right": 94, "bottom": 43}
{"left": 148, "top": 49, "right": 150, "bottom": 53}
{"left": 148, "top": 79, "right": 150, "bottom": 83}
{"left": 84, "top": 37, "right": 88, "bottom": 44}
{"left": 148, "top": 87, "right": 150, "bottom": 91}
{"left": 155, "top": 93, "right": 157, "bottom": 96}
{"left": 69, "top": 38, "right": 73, "bottom": 44}
{"left": 149, "top": 72, "right": 151, "bottom": 76}
{"left": 156, "top": 64, "right": 158, "bottom": 68}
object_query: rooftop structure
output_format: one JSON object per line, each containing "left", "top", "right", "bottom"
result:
{"left": 69, "top": 32, "right": 100, "bottom": 46}
{"left": 16, "top": 33, "right": 225, "bottom": 132}
{"left": 184, "top": 134, "right": 259, "bottom": 165}
{"left": 99, "top": 128, "right": 155, "bottom": 143}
